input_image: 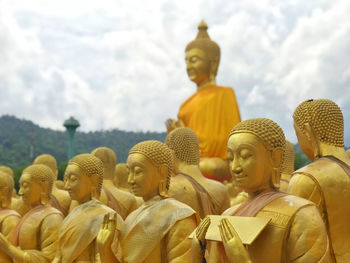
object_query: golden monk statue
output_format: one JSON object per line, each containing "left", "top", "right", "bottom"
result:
{"left": 114, "top": 163, "right": 144, "bottom": 207}
{"left": 98, "top": 140, "right": 199, "bottom": 262}
{"left": 279, "top": 140, "right": 295, "bottom": 192}
{"left": 166, "top": 20, "right": 241, "bottom": 182}
{"left": 33, "top": 154, "right": 71, "bottom": 216}
{"left": 53, "top": 153, "right": 122, "bottom": 263}
{"left": 0, "top": 171, "right": 21, "bottom": 263}
{"left": 91, "top": 147, "right": 138, "bottom": 219}
{"left": 113, "top": 163, "right": 129, "bottom": 191}
{"left": 0, "top": 166, "right": 17, "bottom": 198}
{"left": 165, "top": 127, "right": 230, "bottom": 218}
{"left": 288, "top": 99, "right": 350, "bottom": 262}
{"left": 0, "top": 164, "right": 63, "bottom": 262}
{"left": 193, "top": 118, "right": 331, "bottom": 263}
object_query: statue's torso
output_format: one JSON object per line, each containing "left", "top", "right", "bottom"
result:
{"left": 290, "top": 156, "right": 350, "bottom": 262}
{"left": 0, "top": 209, "right": 20, "bottom": 263}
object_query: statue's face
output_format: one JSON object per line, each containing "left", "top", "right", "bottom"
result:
{"left": 227, "top": 133, "right": 272, "bottom": 192}
{"left": 127, "top": 153, "right": 160, "bottom": 201}
{"left": 185, "top": 48, "right": 211, "bottom": 85}
{"left": 64, "top": 163, "right": 93, "bottom": 204}
{"left": 19, "top": 173, "right": 42, "bottom": 206}
{"left": 293, "top": 121, "right": 314, "bottom": 160}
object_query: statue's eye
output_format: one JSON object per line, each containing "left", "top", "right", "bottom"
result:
{"left": 190, "top": 57, "right": 198, "bottom": 63}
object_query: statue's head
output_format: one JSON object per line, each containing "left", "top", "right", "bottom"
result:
{"left": 114, "top": 163, "right": 129, "bottom": 189}
{"left": 165, "top": 127, "right": 200, "bottom": 167}
{"left": 127, "top": 140, "right": 173, "bottom": 200}
{"left": 64, "top": 153, "right": 103, "bottom": 204}
{"left": 33, "top": 154, "right": 58, "bottom": 180}
{"left": 0, "top": 171, "right": 14, "bottom": 208}
{"left": 0, "top": 166, "right": 14, "bottom": 177}
{"left": 228, "top": 118, "right": 285, "bottom": 192}
{"left": 281, "top": 140, "right": 295, "bottom": 175}
{"left": 293, "top": 99, "right": 343, "bottom": 160}
{"left": 185, "top": 20, "right": 220, "bottom": 85}
{"left": 19, "top": 164, "right": 54, "bottom": 206}
{"left": 91, "top": 147, "right": 117, "bottom": 180}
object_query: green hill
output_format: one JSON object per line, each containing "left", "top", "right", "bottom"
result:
{"left": 0, "top": 115, "right": 167, "bottom": 180}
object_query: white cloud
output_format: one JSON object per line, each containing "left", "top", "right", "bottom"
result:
{"left": 0, "top": 0, "right": 350, "bottom": 146}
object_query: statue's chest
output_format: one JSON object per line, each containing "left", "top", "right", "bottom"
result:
{"left": 18, "top": 213, "right": 45, "bottom": 250}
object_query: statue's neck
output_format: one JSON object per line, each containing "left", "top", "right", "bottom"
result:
{"left": 196, "top": 79, "right": 216, "bottom": 92}
{"left": 318, "top": 142, "right": 350, "bottom": 165}
{"left": 177, "top": 163, "right": 203, "bottom": 180}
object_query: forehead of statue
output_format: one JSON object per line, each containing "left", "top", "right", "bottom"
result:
{"left": 227, "top": 132, "right": 266, "bottom": 152}
{"left": 185, "top": 48, "right": 209, "bottom": 60}
{"left": 19, "top": 172, "right": 32, "bottom": 184}
{"left": 65, "top": 163, "right": 85, "bottom": 177}
{"left": 127, "top": 153, "right": 155, "bottom": 168}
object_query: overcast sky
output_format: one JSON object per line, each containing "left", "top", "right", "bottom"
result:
{"left": 1, "top": 0, "right": 349, "bottom": 145}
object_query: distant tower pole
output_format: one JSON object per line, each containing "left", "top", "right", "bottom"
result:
{"left": 29, "top": 131, "right": 35, "bottom": 162}
{"left": 63, "top": 116, "right": 80, "bottom": 161}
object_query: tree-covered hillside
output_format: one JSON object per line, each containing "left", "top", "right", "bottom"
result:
{"left": 0, "top": 115, "right": 167, "bottom": 168}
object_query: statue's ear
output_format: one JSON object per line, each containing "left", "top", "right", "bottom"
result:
{"left": 303, "top": 122, "right": 320, "bottom": 159}
{"left": 159, "top": 165, "right": 168, "bottom": 179}
{"left": 271, "top": 148, "right": 283, "bottom": 169}
{"left": 210, "top": 60, "right": 219, "bottom": 77}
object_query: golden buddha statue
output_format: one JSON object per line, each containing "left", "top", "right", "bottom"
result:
{"left": 0, "top": 164, "right": 63, "bottom": 262}
{"left": 0, "top": 166, "right": 17, "bottom": 198}
{"left": 113, "top": 163, "right": 129, "bottom": 191}
{"left": 91, "top": 147, "right": 138, "bottom": 220}
{"left": 98, "top": 140, "right": 199, "bottom": 262}
{"left": 165, "top": 127, "right": 230, "bottom": 218}
{"left": 0, "top": 171, "right": 21, "bottom": 263}
{"left": 166, "top": 20, "right": 241, "bottom": 182}
{"left": 114, "top": 163, "right": 144, "bottom": 207}
{"left": 53, "top": 153, "right": 123, "bottom": 263}
{"left": 193, "top": 118, "right": 331, "bottom": 263}
{"left": 279, "top": 140, "right": 295, "bottom": 192}
{"left": 33, "top": 154, "right": 71, "bottom": 216}
{"left": 288, "top": 99, "right": 350, "bottom": 262}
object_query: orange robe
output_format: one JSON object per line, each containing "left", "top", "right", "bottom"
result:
{"left": 178, "top": 84, "right": 241, "bottom": 159}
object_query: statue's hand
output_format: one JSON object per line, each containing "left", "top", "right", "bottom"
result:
{"left": 0, "top": 233, "right": 10, "bottom": 251}
{"left": 219, "top": 218, "right": 251, "bottom": 263}
{"left": 165, "top": 119, "right": 184, "bottom": 133}
{"left": 97, "top": 212, "right": 117, "bottom": 251}
{"left": 192, "top": 217, "right": 210, "bottom": 263}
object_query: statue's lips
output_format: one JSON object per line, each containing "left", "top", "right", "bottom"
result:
{"left": 234, "top": 173, "right": 247, "bottom": 181}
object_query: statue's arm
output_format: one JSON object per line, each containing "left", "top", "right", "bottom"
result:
{"left": 287, "top": 173, "right": 323, "bottom": 216}
{"left": 287, "top": 205, "right": 332, "bottom": 262}
{"left": 2, "top": 215, "right": 20, "bottom": 240}
{"left": 165, "top": 215, "right": 198, "bottom": 263}
{"left": 0, "top": 213, "right": 62, "bottom": 263}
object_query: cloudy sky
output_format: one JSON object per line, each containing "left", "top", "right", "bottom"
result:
{"left": 1, "top": 0, "right": 350, "bottom": 145}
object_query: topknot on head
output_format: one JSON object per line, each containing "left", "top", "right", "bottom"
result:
{"left": 293, "top": 99, "right": 344, "bottom": 147}
{"left": 185, "top": 20, "right": 220, "bottom": 63}
{"left": 165, "top": 127, "right": 200, "bottom": 165}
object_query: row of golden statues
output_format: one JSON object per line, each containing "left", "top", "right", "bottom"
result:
{"left": 0, "top": 21, "right": 349, "bottom": 263}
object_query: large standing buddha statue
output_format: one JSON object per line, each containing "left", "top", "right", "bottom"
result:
{"left": 192, "top": 118, "right": 331, "bottom": 263}
{"left": 288, "top": 99, "right": 350, "bottom": 262}
{"left": 0, "top": 164, "right": 63, "bottom": 262}
{"left": 166, "top": 21, "right": 241, "bottom": 181}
